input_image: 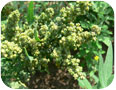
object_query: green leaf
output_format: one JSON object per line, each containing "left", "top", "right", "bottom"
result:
{"left": 107, "top": 75, "right": 114, "bottom": 86}
{"left": 104, "top": 42, "right": 113, "bottom": 80}
{"left": 27, "top": 1, "right": 34, "bottom": 24}
{"left": 101, "top": 50, "right": 105, "bottom": 54}
{"left": 24, "top": 47, "right": 33, "bottom": 61}
{"left": 98, "top": 42, "right": 113, "bottom": 88}
{"left": 102, "top": 25, "right": 108, "bottom": 30}
{"left": 85, "top": 50, "right": 89, "bottom": 53}
{"left": 80, "top": 21, "right": 90, "bottom": 29}
{"left": 34, "top": 29, "right": 41, "bottom": 42}
{"left": 96, "top": 42, "right": 102, "bottom": 49}
{"left": 78, "top": 78, "right": 92, "bottom": 89}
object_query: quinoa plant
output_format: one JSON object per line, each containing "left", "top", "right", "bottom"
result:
{"left": 1, "top": 1, "right": 114, "bottom": 89}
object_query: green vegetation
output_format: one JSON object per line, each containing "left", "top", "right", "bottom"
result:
{"left": 1, "top": 1, "right": 114, "bottom": 89}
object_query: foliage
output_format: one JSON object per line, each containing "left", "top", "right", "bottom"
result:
{"left": 98, "top": 41, "right": 113, "bottom": 88}
{"left": 1, "top": 1, "right": 114, "bottom": 89}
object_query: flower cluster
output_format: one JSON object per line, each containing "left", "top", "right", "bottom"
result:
{"left": 45, "top": 8, "right": 54, "bottom": 17}
{"left": 1, "top": 40, "right": 22, "bottom": 60}
{"left": 75, "top": 1, "right": 92, "bottom": 15}
{"left": 64, "top": 58, "right": 86, "bottom": 80}
{"left": 91, "top": 25, "right": 101, "bottom": 35}
{"left": 59, "top": 22, "right": 100, "bottom": 50}
{"left": 59, "top": 1, "right": 92, "bottom": 22}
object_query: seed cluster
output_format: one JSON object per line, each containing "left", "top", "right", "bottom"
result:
{"left": 1, "top": 40, "right": 22, "bottom": 60}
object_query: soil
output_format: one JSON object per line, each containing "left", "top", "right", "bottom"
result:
{"left": 25, "top": 63, "right": 80, "bottom": 89}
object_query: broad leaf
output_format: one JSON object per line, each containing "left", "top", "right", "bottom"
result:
{"left": 104, "top": 42, "right": 113, "bottom": 82}
{"left": 98, "top": 42, "right": 113, "bottom": 88}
